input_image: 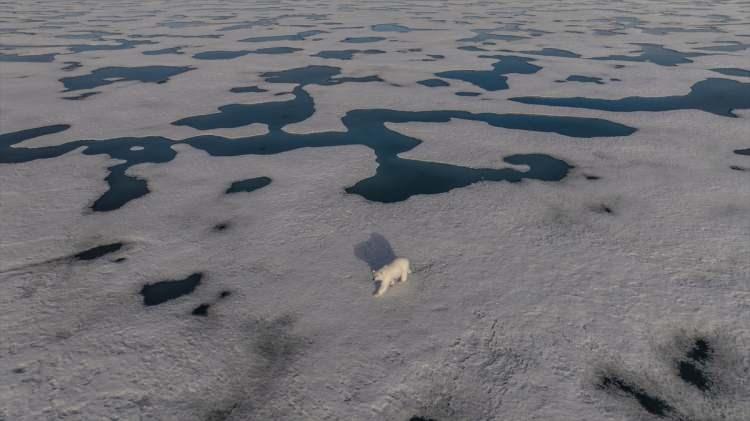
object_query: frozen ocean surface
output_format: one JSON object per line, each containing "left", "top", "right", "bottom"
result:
{"left": 1, "top": 0, "right": 750, "bottom": 420}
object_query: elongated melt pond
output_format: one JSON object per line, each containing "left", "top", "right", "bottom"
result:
{"left": 59, "top": 65, "right": 194, "bottom": 91}
{"left": 512, "top": 78, "right": 750, "bottom": 117}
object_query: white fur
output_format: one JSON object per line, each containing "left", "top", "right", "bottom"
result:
{"left": 372, "top": 257, "right": 411, "bottom": 297}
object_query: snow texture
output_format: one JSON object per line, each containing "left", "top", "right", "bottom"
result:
{"left": 1, "top": 0, "right": 750, "bottom": 420}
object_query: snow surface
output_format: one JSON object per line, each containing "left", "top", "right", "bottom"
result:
{"left": 1, "top": 0, "right": 750, "bottom": 420}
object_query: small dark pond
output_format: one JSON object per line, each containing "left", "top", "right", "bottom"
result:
{"left": 226, "top": 176, "right": 272, "bottom": 194}
{"left": 74, "top": 242, "right": 123, "bottom": 260}
{"left": 140, "top": 273, "right": 202, "bottom": 306}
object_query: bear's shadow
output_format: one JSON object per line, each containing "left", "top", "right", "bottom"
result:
{"left": 354, "top": 233, "right": 396, "bottom": 271}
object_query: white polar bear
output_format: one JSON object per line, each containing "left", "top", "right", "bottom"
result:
{"left": 373, "top": 257, "right": 411, "bottom": 297}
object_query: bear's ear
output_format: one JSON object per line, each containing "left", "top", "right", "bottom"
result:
{"left": 372, "top": 269, "right": 376, "bottom": 273}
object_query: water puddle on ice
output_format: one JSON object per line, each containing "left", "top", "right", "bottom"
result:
{"left": 556, "top": 75, "right": 605, "bottom": 84}
{"left": 67, "top": 39, "right": 156, "bottom": 54}
{"left": 143, "top": 46, "right": 184, "bottom": 55}
{"left": 312, "top": 49, "right": 384, "bottom": 60}
{"left": 417, "top": 78, "right": 450, "bottom": 87}
{"left": 678, "top": 338, "right": 713, "bottom": 392}
{"left": 230, "top": 86, "right": 268, "bottom": 93}
{"left": 518, "top": 47, "right": 580, "bottom": 58}
{"left": 372, "top": 23, "right": 413, "bottom": 33}
{"left": 74, "top": 243, "right": 123, "bottom": 260}
{"left": 342, "top": 36, "right": 386, "bottom": 43}
{"left": 592, "top": 43, "right": 703, "bottom": 66}
{"left": 240, "top": 30, "right": 325, "bottom": 43}
{"left": 226, "top": 177, "right": 272, "bottom": 194}
{"left": 512, "top": 78, "right": 750, "bottom": 117}
{"left": 599, "top": 375, "right": 675, "bottom": 417}
{"left": 140, "top": 273, "right": 202, "bottom": 306}
{"left": 0, "top": 52, "right": 57, "bottom": 62}
{"left": 59, "top": 65, "right": 193, "bottom": 91}
{"left": 194, "top": 47, "right": 301, "bottom": 60}
{"left": 436, "top": 55, "right": 541, "bottom": 91}
{"left": 191, "top": 304, "right": 210, "bottom": 316}
{"left": 711, "top": 68, "right": 750, "bottom": 78}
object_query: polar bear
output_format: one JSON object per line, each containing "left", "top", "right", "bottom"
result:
{"left": 373, "top": 257, "right": 411, "bottom": 297}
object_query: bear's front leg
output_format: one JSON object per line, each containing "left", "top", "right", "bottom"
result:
{"left": 400, "top": 271, "right": 408, "bottom": 283}
{"left": 375, "top": 279, "right": 390, "bottom": 296}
